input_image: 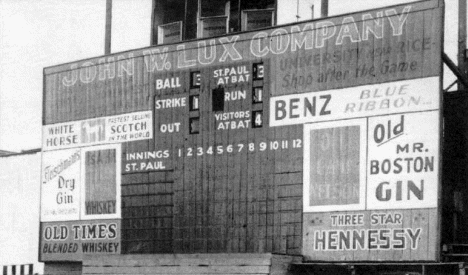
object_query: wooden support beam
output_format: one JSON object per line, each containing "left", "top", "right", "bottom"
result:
{"left": 443, "top": 52, "right": 468, "bottom": 89}
{"left": 459, "top": 0, "right": 467, "bottom": 90}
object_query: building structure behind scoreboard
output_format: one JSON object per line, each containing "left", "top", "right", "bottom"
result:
{"left": 0, "top": 150, "right": 44, "bottom": 275}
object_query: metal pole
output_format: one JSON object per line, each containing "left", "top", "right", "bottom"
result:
{"left": 296, "top": 0, "right": 300, "bottom": 21}
{"left": 321, "top": 0, "right": 328, "bottom": 18}
{"left": 105, "top": 0, "right": 112, "bottom": 54}
{"left": 459, "top": 0, "right": 467, "bottom": 90}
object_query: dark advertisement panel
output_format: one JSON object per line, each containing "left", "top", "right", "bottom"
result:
{"left": 84, "top": 148, "right": 117, "bottom": 217}
{"left": 40, "top": 220, "right": 121, "bottom": 262}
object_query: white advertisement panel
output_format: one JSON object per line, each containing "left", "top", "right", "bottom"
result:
{"left": 40, "top": 144, "right": 121, "bottom": 221}
{"left": 303, "top": 111, "right": 439, "bottom": 212}
{"left": 270, "top": 77, "right": 439, "bottom": 127}
{"left": 43, "top": 110, "right": 153, "bottom": 151}
{"left": 41, "top": 148, "right": 82, "bottom": 221}
{"left": 366, "top": 111, "right": 439, "bottom": 209}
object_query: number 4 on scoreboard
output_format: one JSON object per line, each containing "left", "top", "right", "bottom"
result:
{"left": 253, "top": 111, "right": 263, "bottom": 128}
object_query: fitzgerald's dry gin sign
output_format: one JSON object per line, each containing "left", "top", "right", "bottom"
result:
{"left": 41, "top": 144, "right": 121, "bottom": 221}
{"left": 43, "top": 110, "right": 152, "bottom": 151}
{"left": 41, "top": 149, "right": 82, "bottom": 221}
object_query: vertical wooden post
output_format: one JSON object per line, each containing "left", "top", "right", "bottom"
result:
{"left": 321, "top": 0, "right": 328, "bottom": 18}
{"left": 459, "top": 0, "right": 467, "bottom": 90}
{"left": 197, "top": 0, "right": 201, "bottom": 38}
{"left": 105, "top": 0, "right": 112, "bottom": 54}
{"left": 237, "top": 0, "right": 241, "bottom": 31}
{"left": 225, "top": 0, "right": 230, "bottom": 32}
{"left": 151, "top": 0, "right": 157, "bottom": 45}
{"left": 184, "top": 0, "right": 188, "bottom": 40}
{"left": 274, "top": 0, "right": 278, "bottom": 25}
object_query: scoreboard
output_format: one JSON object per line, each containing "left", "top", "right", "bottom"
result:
{"left": 40, "top": 0, "right": 443, "bottom": 262}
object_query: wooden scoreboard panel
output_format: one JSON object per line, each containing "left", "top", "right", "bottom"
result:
{"left": 41, "top": 0, "right": 443, "bottom": 262}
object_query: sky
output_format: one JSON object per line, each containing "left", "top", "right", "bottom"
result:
{"left": 0, "top": 0, "right": 106, "bottom": 152}
{"left": 0, "top": 0, "right": 464, "bottom": 152}
{"left": 0, "top": 0, "right": 152, "bottom": 153}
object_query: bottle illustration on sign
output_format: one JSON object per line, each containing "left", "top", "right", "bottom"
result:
{"left": 81, "top": 119, "right": 106, "bottom": 143}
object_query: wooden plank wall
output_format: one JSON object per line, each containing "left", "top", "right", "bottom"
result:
{"left": 121, "top": 171, "right": 174, "bottom": 253}
{"left": 113, "top": 59, "right": 302, "bottom": 255}
{"left": 82, "top": 254, "right": 300, "bottom": 275}
{"left": 44, "top": 263, "right": 82, "bottom": 275}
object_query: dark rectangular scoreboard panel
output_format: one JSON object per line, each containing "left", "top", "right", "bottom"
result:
{"left": 121, "top": 60, "right": 304, "bottom": 254}
{"left": 42, "top": 0, "right": 443, "bottom": 262}
{"left": 124, "top": 61, "right": 272, "bottom": 173}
